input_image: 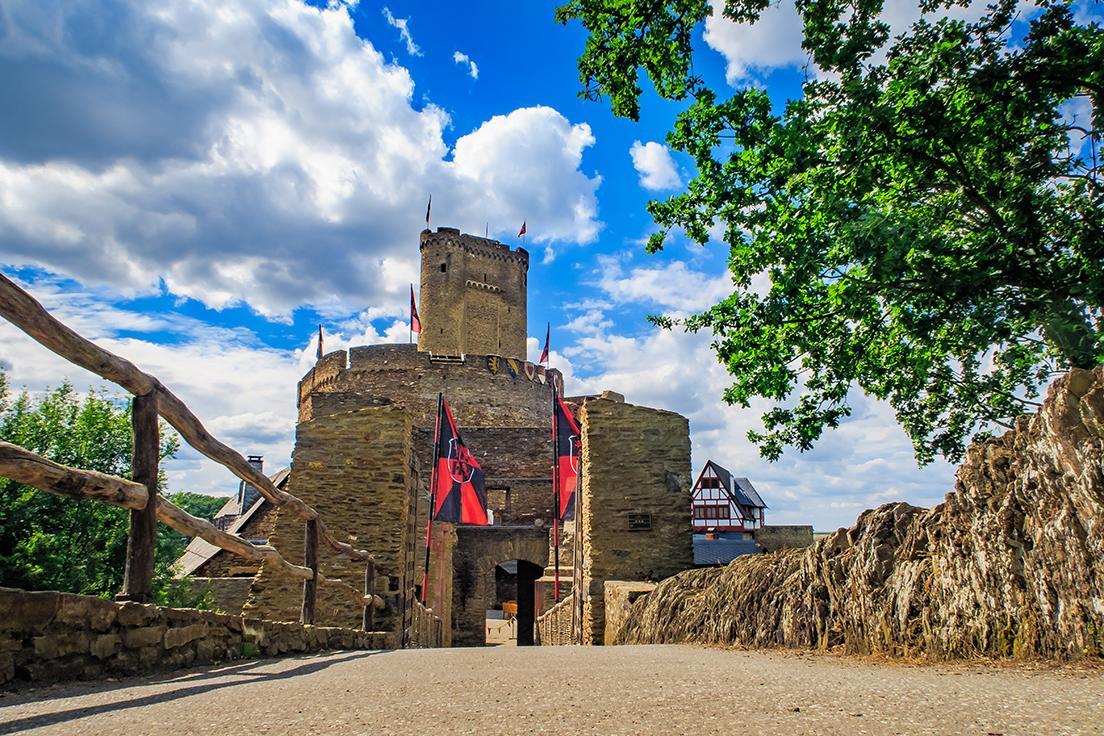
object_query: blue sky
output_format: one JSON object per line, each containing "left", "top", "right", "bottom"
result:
{"left": 0, "top": 0, "right": 964, "bottom": 529}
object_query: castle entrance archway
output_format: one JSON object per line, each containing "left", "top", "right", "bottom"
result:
{"left": 452, "top": 526, "right": 548, "bottom": 646}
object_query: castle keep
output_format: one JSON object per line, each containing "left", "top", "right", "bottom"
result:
{"left": 243, "top": 228, "right": 694, "bottom": 646}
{"left": 418, "top": 228, "right": 528, "bottom": 360}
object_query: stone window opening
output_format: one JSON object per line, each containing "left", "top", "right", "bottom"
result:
{"left": 441, "top": 263, "right": 447, "bottom": 272}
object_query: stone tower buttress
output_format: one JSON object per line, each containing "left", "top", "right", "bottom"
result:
{"left": 417, "top": 228, "right": 529, "bottom": 360}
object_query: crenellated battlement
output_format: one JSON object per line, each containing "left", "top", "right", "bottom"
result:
{"left": 419, "top": 228, "right": 530, "bottom": 266}
{"left": 417, "top": 227, "right": 528, "bottom": 360}
{"left": 297, "top": 343, "right": 562, "bottom": 428}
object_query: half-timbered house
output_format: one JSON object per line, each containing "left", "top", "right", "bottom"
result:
{"left": 691, "top": 460, "right": 767, "bottom": 532}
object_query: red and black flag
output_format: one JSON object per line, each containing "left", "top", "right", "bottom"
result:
{"left": 316, "top": 324, "right": 324, "bottom": 361}
{"left": 518, "top": 220, "right": 526, "bottom": 238}
{"left": 539, "top": 322, "right": 550, "bottom": 365}
{"left": 433, "top": 398, "right": 489, "bottom": 525}
{"left": 554, "top": 393, "right": 580, "bottom": 520}
{"left": 410, "top": 284, "right": 422, "bottom": 335}
{"left": 425, "top": 194, "right": 432, "bottom": 226}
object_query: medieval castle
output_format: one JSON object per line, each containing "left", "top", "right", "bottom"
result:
{"left": 183, "top": 227, "right": 696, "bottom": 646}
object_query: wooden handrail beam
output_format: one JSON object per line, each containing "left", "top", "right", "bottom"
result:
{"left": 0, "top": 440, "right": 148, "bottom": 509}
{"left": 0, "top": 272, "right": 370, "bottom": 562}
{"left": 0, "top": 439, "right": 385, "bottom": 609}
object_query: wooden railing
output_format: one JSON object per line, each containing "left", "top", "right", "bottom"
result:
{"left": 536, "top": 593, "right": 575, "bottom": 646}
{"left": 408, "top": 598, "right": 444, "bottom": 648}
{"left": 0, "top": 272, "right": 384, "bottom": 625}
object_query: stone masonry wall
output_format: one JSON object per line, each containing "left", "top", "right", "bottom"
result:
{"left": 298, "top": 345, "right": 561, "bottom": 429}
{"left": 753, "top": 525, "right": 815, "bottom": 552}
{"left": 579, "top": 398, "right": 693, "bottom": 645}
{"left": 0, "top": 587, "right": 387, "bottom": 689}
{"left": 246, "top": 405, "right": 414, "bottom": 635}
{"left": 603, "top": 581, "right": 657, "bottom": 646}
{"left": 186, "top": 578, "right": 253, "bottom": 615}
{"left": 193, "top": 504, "right": 278, "bottom": 579}
{"left": 417, "top": 228, "right": 528, "bottom": 360}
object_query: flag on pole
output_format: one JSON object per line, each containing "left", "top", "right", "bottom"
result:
{"left": 554, "top": 393, "right": 581, "bottom": 520}
{"left": 432, "top": 398, "right": 489, "bottom": 525}
{"left": 410, "top": 284, "right": 422, "bottom": 335}
{"left": 540, "top": 322, "right": 550, "bottom": 365}
{"left": 425, "top": 194, "right": 432, "bottom": 226}
{"left": 316, "top": 325, "right": 324, "bottom": 361}
{"left": 518, "top": 221, "right": 526, "bottom": 238}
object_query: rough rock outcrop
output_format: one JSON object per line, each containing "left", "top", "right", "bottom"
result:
{"left": 618, "top": 367, "right": 1104, "bottom": 659}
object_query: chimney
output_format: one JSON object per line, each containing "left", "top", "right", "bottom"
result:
{"left": 240, "top": 455, "right": 264, "bottom": 512}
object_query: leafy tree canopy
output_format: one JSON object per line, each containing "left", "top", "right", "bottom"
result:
{"left": 0, "top": 375, "right": 207, "bottom": 606}
{"left": 557, "top": 0, "right": 1103, "bottom": 463}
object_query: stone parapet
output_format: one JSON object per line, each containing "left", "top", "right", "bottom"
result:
{"left": 753, "top": 525, "right": 815, "bottom": 552}
{"left": 603, "top": 581, "right": 656, "bottom": 646}
{"left": 297, "top": 344, "right": 562, "bottom": 429}
{"left": 0, "top": 587, "right": 389, "bottom": 689}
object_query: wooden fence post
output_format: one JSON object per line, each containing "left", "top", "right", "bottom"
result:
{"left": 362, "top": 559, "right": 376, "bottom": 631}
{"left": 301, "top": 519, "right": 318, "bottom": 624}
{"left": 118, "top": 393, "right": 159, "bottom": 603}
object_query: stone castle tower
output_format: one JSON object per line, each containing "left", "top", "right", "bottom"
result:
{"left": 417, "top": 227, "right": 528, "bottom": 360}
{"left": 244, "top": 226, "right": 692, "bottom": 648}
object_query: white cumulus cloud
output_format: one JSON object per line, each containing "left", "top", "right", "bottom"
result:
{"left": 629, "top": 141, "right": 682, "bottom": 191}
{"left": 382, "top": 6, "right": 421, "bottom": 56}
{"left": 0, "top": 0, "right": 603, "bottom": 318}
{"left": 451, "top": 106, "right": 602, "bottom": 251}
{"left": 453, "top": 51, "right": 479, "bottom": 79}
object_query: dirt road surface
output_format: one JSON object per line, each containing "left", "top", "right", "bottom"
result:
{"left": 1, "top": 645, "right": 1101, "bottom": 735}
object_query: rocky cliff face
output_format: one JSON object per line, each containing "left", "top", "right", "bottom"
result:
{"left": 618, "top": 367, "right": 1104, "bottom": 659}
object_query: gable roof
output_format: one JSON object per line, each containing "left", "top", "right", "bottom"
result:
{"left": 175, "top": 467, "right": 290, "bottom": 578}
{"left": 700, "top": 460, "right": 768, "bottom": 509}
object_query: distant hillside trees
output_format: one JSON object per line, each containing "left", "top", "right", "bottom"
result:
{"left": 0, "top": 374, "right": 219, "bottom": 605}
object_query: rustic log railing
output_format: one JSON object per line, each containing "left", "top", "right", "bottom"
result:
{"left": 408, "top": 598, "right": 444, "bottom": 648}
{"left": 0, "top": 272, "right": 384, "bottom": 624}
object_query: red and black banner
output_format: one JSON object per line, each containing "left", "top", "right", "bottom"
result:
{"left": 554, "top": 394, "right": 580, "bottom": 521}
{"left": 433, "top": 398, "right": 488, "bottom": 525}
{"left": 410, "top": 284, "right": 422, "bottom": 335}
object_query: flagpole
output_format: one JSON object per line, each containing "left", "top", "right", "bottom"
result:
{"left": 409, "top": 283, "right": 413, "bottom": 345}
{"left": 551, "top": 383, "right": 561, "bottom": 604}
{"left": 421, "top": 392, "right": 444, "bottom": 605}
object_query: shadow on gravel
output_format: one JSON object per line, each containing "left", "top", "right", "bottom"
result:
{"left": 0, "top": 649, "right": 382, "bottom": 735}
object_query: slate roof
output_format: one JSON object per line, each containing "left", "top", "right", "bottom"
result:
{"left": 703, "top": 460, "right": 767, "bottom": 509}
{"left": 176, "top": 467, "right": 290, "bottom": 578}
{"left": 693, "top": 534, "right": 762, "bottom": 566}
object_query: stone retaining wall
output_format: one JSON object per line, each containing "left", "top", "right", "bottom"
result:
{"left": 0, "top": 587, "right": 389, "bottom": 689}
{"left": 603, "top": 582, "right": 656, "bottom": 646}
{"left": 753, "top": 525, "right": 815, "bottom": 552}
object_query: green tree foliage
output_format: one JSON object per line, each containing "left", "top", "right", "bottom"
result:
{"left": 0, "top": 375, "right": 208, "bottom": 606}
{"left": 557, "top": 0, "right": 1103, "bottom": 463}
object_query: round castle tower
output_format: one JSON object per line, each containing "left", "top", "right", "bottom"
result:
{"left": 417, "top": 227, "right": 528, "bottom": 361}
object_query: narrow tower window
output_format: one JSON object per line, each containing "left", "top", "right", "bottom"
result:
{"left": 440, "top": 263, "right": 447, "bottom": 272}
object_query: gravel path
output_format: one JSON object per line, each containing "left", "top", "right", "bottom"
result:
{"left": 1, "top": 645, "right": 1101, "bottom": 735}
